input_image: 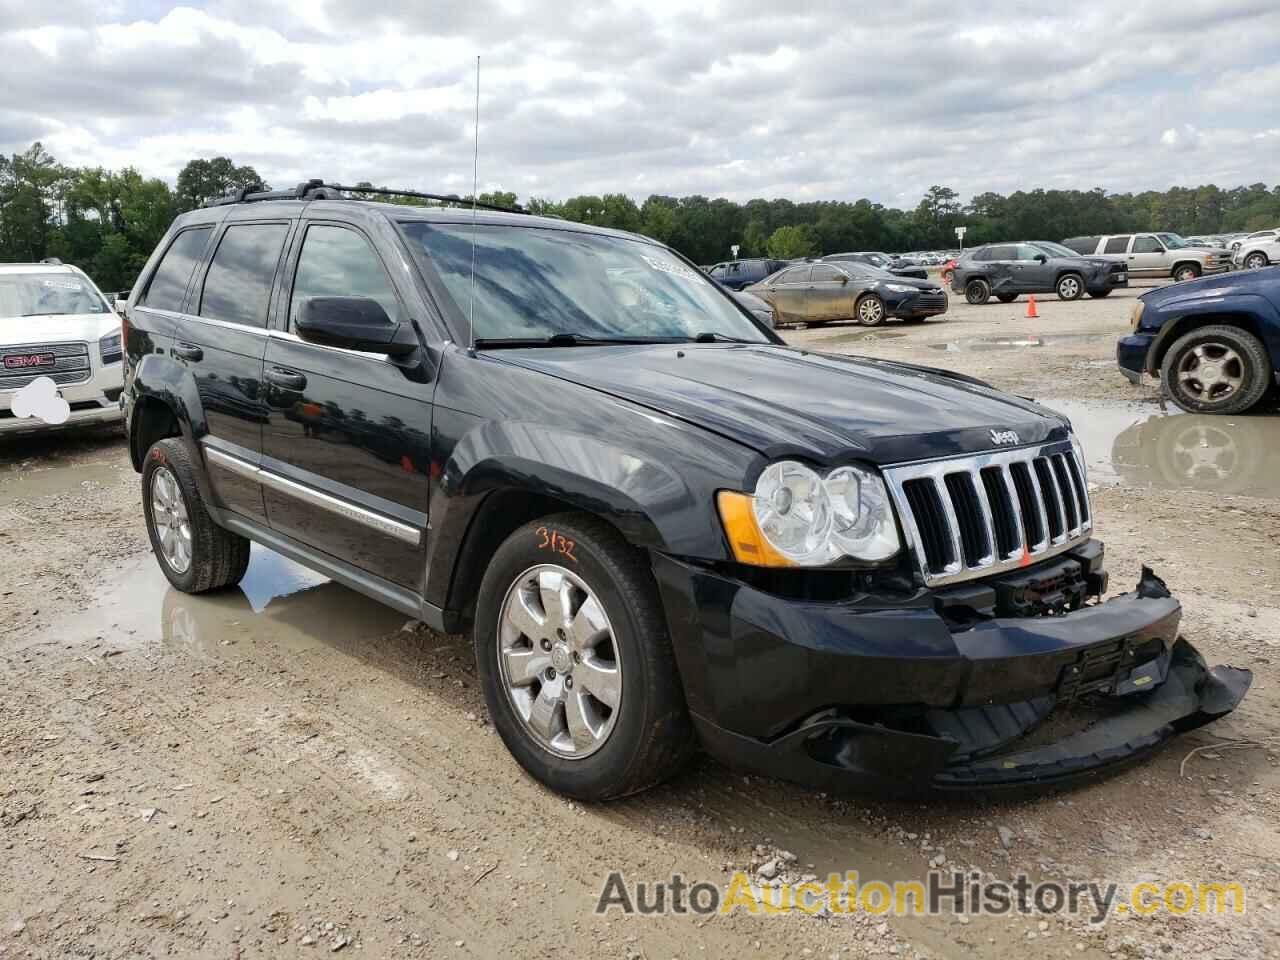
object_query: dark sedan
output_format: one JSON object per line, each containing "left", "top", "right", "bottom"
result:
{"left": 824, "top": 251, "right": 929, "bottom": 280}
{"left": 747, "top": 261, "right": 948, "bottom": 326}
{"left": 951, "top": 241, "right": 1128, "bottom": 304}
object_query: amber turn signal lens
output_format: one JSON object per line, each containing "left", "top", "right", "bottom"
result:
{"left": 716, "top": 490, "right": 796, "bottom": 568}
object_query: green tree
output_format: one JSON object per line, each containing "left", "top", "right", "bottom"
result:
{"left": 174, "top": 157, "right": 267, "bottom": 211}
{"left": 766, "top": 224, "right": 819, "bottom": 259}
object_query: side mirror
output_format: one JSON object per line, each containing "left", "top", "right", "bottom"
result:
{"left": 296, "top": 297, "right": 417, "bottom": 357}
{"left": 839, "top": 275, "right": 849, "bottom": 285}
{"left": 1034, "top": 254, "right": 1048, "bottom": 263}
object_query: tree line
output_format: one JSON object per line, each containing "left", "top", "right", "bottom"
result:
{"left": 3, "top": 140, "right": 1279, "bottom": 292}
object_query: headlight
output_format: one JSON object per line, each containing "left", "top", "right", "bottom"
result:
{"left": 882, "top": 283, "right": 917, "bottom": 293}
{"left": 1129, "top": 300, "right": 1145, "bottom": 330}
{"left": 99, "top": 330, "right": 122, "bottom": 364}
{"left": 717, "top": 460, "right": 900, "bottom": 567}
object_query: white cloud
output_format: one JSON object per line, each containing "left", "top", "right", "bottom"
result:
{"left": 1, "top": 0, "right": 1279, "bottom": 204}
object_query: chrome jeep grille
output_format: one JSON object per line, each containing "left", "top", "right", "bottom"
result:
{"left": 884, "top": 441, "right": 1092, "bottom": 587}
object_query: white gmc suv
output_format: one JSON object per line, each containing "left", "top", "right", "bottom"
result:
{"left": 0, "top": 261, "right": 124, "bottom": 435}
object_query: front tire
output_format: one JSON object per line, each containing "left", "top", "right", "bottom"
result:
{"left": 1088, "top": 289, "right": 1112, "bottom": 298}
{"left": 142, "top": 438, "right": 250, "bottom": 593}
{"left": 1244, "top": 252, "right": 1269, "bottom": 270}
{"left": 965, "top": 278, "right": 991, "bottom": 305}
{"left": 856, "top": 294, "right": 886, "bottom": 325}
{"left": 1173, "top": 263, "right": 1201, "bottom": 282}
{"left": 1056, "top": 273, "right": 1084, "bottom": 301}
{"left": 474, "top": 514, "right": 694, "bottom": 800}
{"left": 1160, "top": 325, "right": 1270, "bottom": 415}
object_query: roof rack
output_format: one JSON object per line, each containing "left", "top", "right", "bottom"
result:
{"left": 204, "top": 179, "right": 524, "bottom": 214}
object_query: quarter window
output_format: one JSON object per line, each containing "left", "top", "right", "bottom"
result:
{"left": 142, "top": 228, "right": 212, "bottom": 312}
{"left": 1104, "top": 236, "right": 1131, "bottom": 254}
{"left": 1133, "top": 236, "right": 1163, "bottom": 254}
{"left": 199, "top": 224, "right": 289, "bottom": 328}
{"left": 290, "top": 225, "right": 401, "bottom": 328}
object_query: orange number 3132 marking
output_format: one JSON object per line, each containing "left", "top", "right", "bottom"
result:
{"left": 535, "top": 526, "right": 578, "bottom": 563}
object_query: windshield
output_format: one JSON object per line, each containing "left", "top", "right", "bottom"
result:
{"left": 1158, "top": 233, "right": 1192, "bottom": 249}
{"left": 400, "top": 222, "right": 771, "bottom": 344}
{"left": 1033, "top": 241, "right": 1080, "bottom": 259}
{"left": 0, "top": 273, "right": 109, "bottom": 318}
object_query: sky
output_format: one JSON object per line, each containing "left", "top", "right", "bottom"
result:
{"left": 1, "top": 0, "right": 1278, "bottom": 208}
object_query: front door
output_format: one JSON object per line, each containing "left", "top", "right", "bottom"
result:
{"left": 1010, "top": 244, "right": 1053, "bottom": 292}
{"left": 260, "top": 221, "right": 433, "bottom": 589}
{"left": 807, "top": 263, "right": 852, "bottom": 319}
{"left": 1129, "top": 235, "right": 1167, "bottom": 277}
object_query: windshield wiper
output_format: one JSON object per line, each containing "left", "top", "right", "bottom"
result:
{"left": 473, "top": 333, "right": 682, "bottom": 349}
{"left": 690, "top": 332, "right": 754, "bottom": 343}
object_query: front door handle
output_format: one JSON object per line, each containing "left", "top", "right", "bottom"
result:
{"left": 265, "top": 367, "right": 307, "bottom": 391}
{"left": 173, "top": 342, "right": 203, "bottom": 361}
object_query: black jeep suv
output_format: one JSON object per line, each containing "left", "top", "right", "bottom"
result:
{"left": 121, "top": 181, "right": 1248, "bottom": 800}
{"left": 952, "top": 241, "right": 1129, "bottom": 304}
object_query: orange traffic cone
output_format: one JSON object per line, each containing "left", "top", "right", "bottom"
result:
{"left": 1025, "top": 295, "right": 1039, "bottom": 318}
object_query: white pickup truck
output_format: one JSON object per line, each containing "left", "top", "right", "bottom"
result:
{"left": 0, "top": 261, "right": 124, "bottom": 435}
{"left": 1062, "top": 233, "right": 1233, "bottom": 281}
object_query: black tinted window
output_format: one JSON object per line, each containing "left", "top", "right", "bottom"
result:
{"left": 143, "top": 228, "right": 211, "bottom": 311}
{"left": 1063, "top": 237, "right": 1099, "bottom": 254}
{"left": 199, "top": 224, "right": 289, "bottom": 328}
{"left": 290, "top": 226, "right": 401, "bottom": 327}
{"left": 1133, "top": 235, "right": 1163, "bottom": 254}
{"left": 1104, "top": 236, "right": 1131, "bottom": 254}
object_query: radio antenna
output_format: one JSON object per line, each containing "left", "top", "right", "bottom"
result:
{"left": 467, "top": 55, "right": 480, "bottom": 354}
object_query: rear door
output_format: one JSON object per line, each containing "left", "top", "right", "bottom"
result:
{"left": 185, "top": 220, "right": 292, "bottom": 523}
{"left": 808, "top": 263, "right": 852, "bottom": 319}
{"left": 260, "top": 219, "right": 432, "bottom": 588}
{"left": 984, "top": 245, "right": 1018, "bottom": 293}
{"left": 1129, "top": 235, "right": 1167, "bottom": 277}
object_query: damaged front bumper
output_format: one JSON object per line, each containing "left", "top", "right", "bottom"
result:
{"left": 653, "top": 549, "right": 1251, "bottom": 793}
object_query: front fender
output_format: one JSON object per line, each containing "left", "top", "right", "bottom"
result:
{"left": 1141, "top": 293, "right": 1280, "bottom": 373}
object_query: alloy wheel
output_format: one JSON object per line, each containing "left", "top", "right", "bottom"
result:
{"left": 858, "top": 297, "right": 885, "bottom": 325}
{"left": 1175, "top": 267, "right": 1198, "bottom": 282}
{"left": 150, "top": 465, "right": 193, "bottom": 574}
{"left": 1176, "top": 342, "right": 1244, "bottom": 404}
{"left": 497, "top": 564, "right": 622, "bottom": 759}
{"left": 1245, "top": 254, "right": 1267, "bottom": 270}
{"left": 1058, "top": 276, "right": 1081, "bottom": 299}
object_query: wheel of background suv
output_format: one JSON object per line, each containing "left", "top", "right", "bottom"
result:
{"left": 1160, "top": 325, "right": 1270, "bottom": 415}
{"left": 996, "top": 293, "right": 1018, "bottom": 303}
{"left": 856, "top": 294, "right": 886, "bottom": 325}
{"left": 142, "top": 438, "right": 250, "bottom": 593}
{"left": 474, "top": 513, "right": 694, "bottom": 800}
{"left": 1055, "top": 273, "right": 1084, "bottom": 301}
{"left": 1088, "top": 289, "right": 1112, "bottom": 298}
{"left": 965, "top": 278, "right": 991, "bottom": 305}
{"left": 1173, "top": 263, "right": 1201, "bottom": 282}
{"left": 1244, "top": 252, "right": 1269, "bottom": 270}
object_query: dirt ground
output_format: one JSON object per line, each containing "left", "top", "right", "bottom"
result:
{"left": 2, "top": 282, "right": 1278, "bottom": 959}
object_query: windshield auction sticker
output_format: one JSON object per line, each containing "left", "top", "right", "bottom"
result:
{"left": 642, "top": 255, "right": 700, "bottom": 283}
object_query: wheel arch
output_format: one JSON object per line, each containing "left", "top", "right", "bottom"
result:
{"left": 1170, "top": 259, "right": 1204, "bottom": 279}
{"left": 1147, "top": 311, "right": 1271, "bottom": 374}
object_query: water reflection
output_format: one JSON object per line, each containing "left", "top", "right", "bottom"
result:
{"left": 930, "top": 334, "right": 1110, "bottom": 352}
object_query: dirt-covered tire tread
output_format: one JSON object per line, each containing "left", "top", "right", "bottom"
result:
{"left": 143, "top": 438, "right": 250, "bottom": 593}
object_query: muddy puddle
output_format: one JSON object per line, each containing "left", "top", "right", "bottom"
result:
{"left": 816, "top": 330, "right": 908, "bottom": 345}
{"left": 930, "top": 333, "right": 1110, "bottom": 352}
{"left": 45, "top": 544, "right": 408, "bottom": 658}
{"left": 0, "top": 456, "right": 130, "bottom": 505}
{"left": 1035, "top": 398, "right": 1280, "bottom": 498}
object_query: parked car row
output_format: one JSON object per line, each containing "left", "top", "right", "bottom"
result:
{"left": 1061, "top": 233, "right": 1232, "bottom": 281}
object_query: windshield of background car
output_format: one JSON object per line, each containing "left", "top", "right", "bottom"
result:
{"left": 1158, "top": 233, "right": 1191, "bottom": 249}
{"left": 1033, "top": 242, "right": 1081, "bottom": 259}
{"left": 0, "top": 273, "right": 109, "bottom": 318}
{"left": 401, "top": 222, "right": 770, "bottom": 343}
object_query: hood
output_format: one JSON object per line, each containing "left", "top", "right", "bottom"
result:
{"left": 889, "top": 264, "right": 930, "bottom": 279}
{"left": 875, "top": 275, "right": 942, "bottom": 291}
{"left": 1139, "top": 267, "right": 1280, "bottom": 308}
{"left": 0, "top": 312, "right": 118, "bottom": 346}
{"left": 493, "top": 343, "right": 1069, "bottom": 464}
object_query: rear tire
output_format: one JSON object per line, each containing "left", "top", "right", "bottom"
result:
{"left": 996, "top": 293, "right": 1018, "bottom": 303}
{"left": 1056, "top": 273, "right": 1085, "bottom": 301}
{"left": 474, "top": 513, "right": 695, "bottom": 800}
{"left": 1160, "top": 325, "right": 1270, "bottom": 415}
{"left": 1173, "top": 263, "right": 1201, "bottom": 282}
{"left": 142, "top": 438, "right": 250, "bottom": 593}
{"left": 1088, "top": 289, "right": 1112, "bottom": 298}
{"left": 965, "top": 278, "right": 991, "bottom": 305}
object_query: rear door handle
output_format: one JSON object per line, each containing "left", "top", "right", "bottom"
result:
{"left": 173, "top": 342, "right": 203, "bottom": 361}
{"left": 265, "top": 367, "right": 307, "bottom": 391}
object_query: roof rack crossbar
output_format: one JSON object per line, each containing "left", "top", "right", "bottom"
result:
{"left": 202, "top": 180, "right": 524, "bottom": 214}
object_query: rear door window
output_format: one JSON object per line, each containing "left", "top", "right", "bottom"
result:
{"left": 1104, "top": 236, "right": 1131, "bottom": 254}
{"left": 776, "top": 266, "right": 811, "bottom": 284}
{"left": 198, "top": 223, "right": 290, "bottom": 328}
{"left": 142, "top": 228, "right": 212, "bottom": 312}
{"left": 810, "top": 264, "right": 843, "bottom": 281}
{"left": 988, "top": 245, "right": 1017, "bottom": 260}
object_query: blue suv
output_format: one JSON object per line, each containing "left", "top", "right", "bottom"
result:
{"left": 1118, "top": 268, "right": 1280, "bottom": 414}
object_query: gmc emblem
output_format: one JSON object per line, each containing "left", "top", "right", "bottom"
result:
{"left": 3, "top": 353, "right": 55, "bottom": 369}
